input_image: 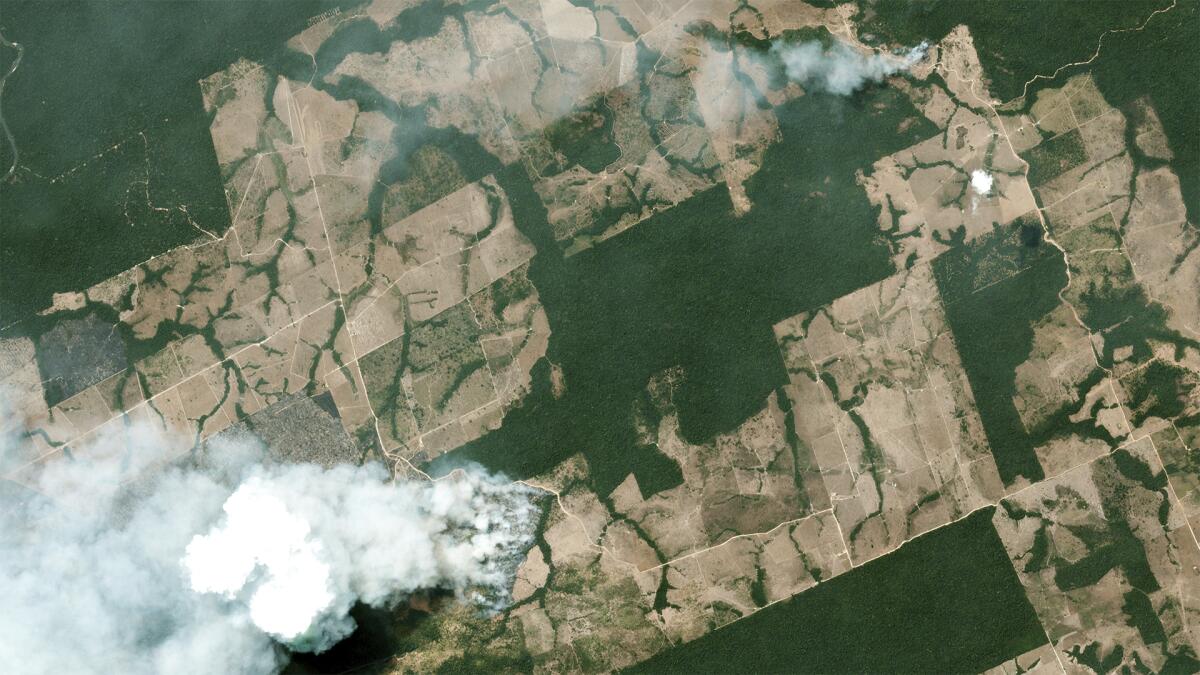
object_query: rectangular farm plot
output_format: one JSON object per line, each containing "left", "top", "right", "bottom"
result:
{"left": 334, "top": 174, "right": 547, "bottom": 461}
{"left": 357, "top": 262, "right": 549, "bottom": 465}
{"left": 774, "top": 264, "right": 1005, "bottom": 565}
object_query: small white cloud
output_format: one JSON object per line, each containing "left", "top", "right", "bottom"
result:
{"left": 970, "top": 169, "right": 994, "bottom": 196}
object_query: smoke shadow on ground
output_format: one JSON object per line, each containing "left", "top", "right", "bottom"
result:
{"left": 283, "top": 601, "right": 428, "bottom": 675}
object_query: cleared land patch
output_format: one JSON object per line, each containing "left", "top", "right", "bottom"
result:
{"left": 625, "top": 507, "right": 1048, "bottom": 674}
{"left": 774, "top": 263, "right": 1005, "bottom": 564}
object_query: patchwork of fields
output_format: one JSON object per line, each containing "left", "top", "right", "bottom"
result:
{"left": 2, "top": 1, "right": 1197, "bottom": 672}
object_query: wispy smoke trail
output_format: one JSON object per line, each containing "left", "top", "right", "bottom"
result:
{"left": 0, "top": 390, "right": 539, "bottom": 674}
{"left": 771, "top": 39, "right": 929, "bottom": 95}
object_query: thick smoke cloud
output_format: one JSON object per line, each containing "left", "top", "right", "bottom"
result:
{"left": 184, "top": 462, "right": 539, "bottom": 653}
{"left": 0, "top": 392, "right": 539, "bottom": 674}
{"left": 771, "top": 39, "right": 929, "bottom": 95}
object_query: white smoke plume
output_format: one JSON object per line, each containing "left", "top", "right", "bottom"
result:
{"left": 771, "top": 39, "right": 929, "bottom": 95}
{"left": 0, "top": 394, "right": 540, "bottom": 674}
{"left": 183, "top": 462, "right": 539, "bottom": 653}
